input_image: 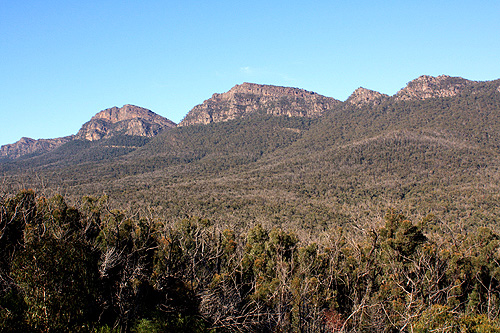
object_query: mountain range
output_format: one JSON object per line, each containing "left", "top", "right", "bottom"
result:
{"left": 1, "top": 74, "right": 487, "bottom": 160}
{"left": 2, "top": 74, "right": 500, "bottom": 231}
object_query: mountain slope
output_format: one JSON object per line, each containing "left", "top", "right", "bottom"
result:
{"left": 75, "top": 104, "right": 176, "bottom": 141}
{"left": 395, "top": 75, "right": 474, "bottom": 101}
{"left": 179, "top": 82, "right": 341, "bottom": 126}
{"left": 2, "top": 75, "right": 500, "bottom": 231}
{"left": 346, "top": 87, "right": 389, "bottom": 106}
{"left": 0, "top": 136, "right": 74, "bottom": 160}
{"left": 0, "top": 104, "right": 176, "bottom": 160}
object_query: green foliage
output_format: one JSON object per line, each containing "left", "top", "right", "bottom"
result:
{"left": 2, "top": 80, "right": 500, "bottom": 331}
{"left": 0, "top": 287, "right": 27, "bottom": 332}
{"left": 130, "top": 318, "right": 163, "bottom": 333}
{"left": 1, "top": 185, "right": 500, "bottom": 331}
{"left": 380, "top": 209, "right": 427, "bottom": 257}
{"left": 412, "top": 306, "right": 500, "bottom": 333}
{"left": 459, "top": 314, "right": 500, "bottom": 333}
{"left": 92, "top": 325, "right": 120, "bottom": 333}
{"left": 7, "top": 194, "right": 100, "bottom": 331}
{"left": 412, "top": 304, "right": 459, "bottom": 332}
{"left": 12, "top": 237, "right": 99, "bottom": 331}
{"left": 4, "top": 85, "right": 500, "bottom": 233}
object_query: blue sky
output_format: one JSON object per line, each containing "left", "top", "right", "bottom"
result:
{"left": 1, "top": 0, "right": 500, "bottom": 146}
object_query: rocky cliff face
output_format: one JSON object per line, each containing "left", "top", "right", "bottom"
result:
{"left": 0, "top": 136, "right": 74, "bottom": 159}
{"left": 75, "top": 104, "right": 176, "bottom": 141}
{"left": 1, "top": 105, "right": 176, "bottom": 160}
{"left": 3, "top": 75, "right": 495, "bottom": 160}
{"left": 179, "top": 83, "right": 341, "bottom": 126}
{"left": 395, "top": 75, "right": 473, "bottom": 101}
{"left": 346, "top": 87, "right": 389, "bottom": 106}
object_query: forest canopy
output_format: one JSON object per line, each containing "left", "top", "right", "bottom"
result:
{"left": 2, "top": 77, "right": 500, "bottom": 331}
{"left": 1, "top": 190, "right": 500, "bottom": 332}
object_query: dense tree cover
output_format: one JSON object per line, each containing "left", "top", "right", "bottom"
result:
{"left": 0, "top": 135, "right": 151, "bottom": 173}
{"left": 1, "top": 190, "right": 500, "bottom": 332}
{"left": 2, "top": 82, "right": 500, "bottom": 233}
{"left": 1, "top": 80, "right": 500, "bottom": 331}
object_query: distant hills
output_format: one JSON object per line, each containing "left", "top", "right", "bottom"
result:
{"left": 2, "top": 75, "right": 500, "bottom": 231}
{"left": 75, "top": 104, "right": 176, "bottom": 141}
{"left": 178, "top": 82, "right": 341, "bottom": 126}
{"left": 0, "top": 136, "right": 74, "bottom": 159}
{"left": 1, "top": 105, "right": 175, "bottom": 159}
{"left": 2, "top": 74, "right": 490, "bottom": 160}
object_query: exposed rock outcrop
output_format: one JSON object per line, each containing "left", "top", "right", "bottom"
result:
{"left": 395, "top": 75, "right": 473, "bottom": 101}
{"left": 179, "top": 83, "right": 341, "bottom": 126}
{"left": 0, "top": 136, "right": 74, "bottom": 159}
{"left": 1, "top": 105, "right": 176, "bottom": 159}
{"left": 76, "top": 105, "right": 176, "bottom": 141}
{"left": 3, "top": 75, "right": 496, "bottom": 161}
{"left": 346, "top": 87, "right": 389, "bottom": 106}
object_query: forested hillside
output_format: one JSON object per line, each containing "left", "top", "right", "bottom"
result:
{"left": 2, "top": 76, "right": 499, "bottom": 232}
{"left": 1, "top": 190, "right": 500, "bottom": 332}
{"left": 1, "top": 75, "right": 500, "bottom": 331}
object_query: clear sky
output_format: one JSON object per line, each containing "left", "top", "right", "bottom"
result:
{"left": 1, "top": 0, "right": 500, "bottom": 146}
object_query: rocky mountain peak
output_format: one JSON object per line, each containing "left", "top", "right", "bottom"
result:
{"left": 228, "top": 82, "right": 320, "bottom": 98}
{"left": 1, "top": 105, "right": 177, "bottom": 159}
{"left": 346, "top": 87, "right": 389, "bottom": 106}
{"left": 395, "top": 75, "right": 473, "bottom": 101}
{"left": 90, "top": 104, "right": 174, "bottom": 126}
{"left": 179, "top": 83, "right": 340, "bottom": 126}
{"left": 0, "top": 136, "right": 74, "bottom": 159}
{"left": 76, "top": 105, "right": 176, "bottom": 141}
